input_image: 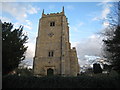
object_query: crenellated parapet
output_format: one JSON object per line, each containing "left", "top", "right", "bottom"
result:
{"left": 42, "top": 12, "right": 64, "bottom": 17}
{"left": 42, "top": 6, "right": 65, "bottom": 17}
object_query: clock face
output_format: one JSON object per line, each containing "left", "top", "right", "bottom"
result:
{"left": 48, "top": 32, "right": 54, "bottom": 37}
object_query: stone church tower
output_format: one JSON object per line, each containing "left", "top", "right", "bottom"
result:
{"left": 33, "top": 7, "right": 80, "bottom": 76}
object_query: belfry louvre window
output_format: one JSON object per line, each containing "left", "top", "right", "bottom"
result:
{"left": 48, "top": 51, "right": 54, "bottom": 57}
{"left": 50, "top": 22, "right": 55, "bottom": 26}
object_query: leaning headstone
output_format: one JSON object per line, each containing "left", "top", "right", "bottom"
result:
{"left": 93, "top": 63, "right": 102, "bottom": 74}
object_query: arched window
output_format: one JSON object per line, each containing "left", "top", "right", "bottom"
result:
{"left": 48, "top": 51, "right": 54, "bottom": 57}
{"left": 50, "top": 22, "right": 55, "bottom": 26}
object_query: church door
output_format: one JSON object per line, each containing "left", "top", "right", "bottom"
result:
{"left": 47, "top": 68, "right": 54, "bottom": 76}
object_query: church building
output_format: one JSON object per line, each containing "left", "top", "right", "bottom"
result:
{"left": 33, "top": 7, "right": 80, "bottom": 76}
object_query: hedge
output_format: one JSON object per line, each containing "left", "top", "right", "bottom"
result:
{"left": 2, "top": 74, "right": 120, "bottom": 88}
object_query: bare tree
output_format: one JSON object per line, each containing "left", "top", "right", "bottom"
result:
{"left": 102, "top": 1, "right": 120, "bottom": 73}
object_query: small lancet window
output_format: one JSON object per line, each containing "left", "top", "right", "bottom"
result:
{"left": 50, "top": 22, "right": 55, "bottom": 26}
{"left": 48, "top": 51, "right": 54, "bottom": 57}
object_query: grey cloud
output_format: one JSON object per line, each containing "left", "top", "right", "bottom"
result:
{"left": 75, "top": 35, "right": 103, "bottom": 65}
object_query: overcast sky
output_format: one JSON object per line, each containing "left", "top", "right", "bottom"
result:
{"left": 1, "top": 0, "right": 118, "bottom": 68}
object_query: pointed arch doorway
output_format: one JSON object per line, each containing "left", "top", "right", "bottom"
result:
{"left": 47, "top": 68, "right": 54, "bottom": 76}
